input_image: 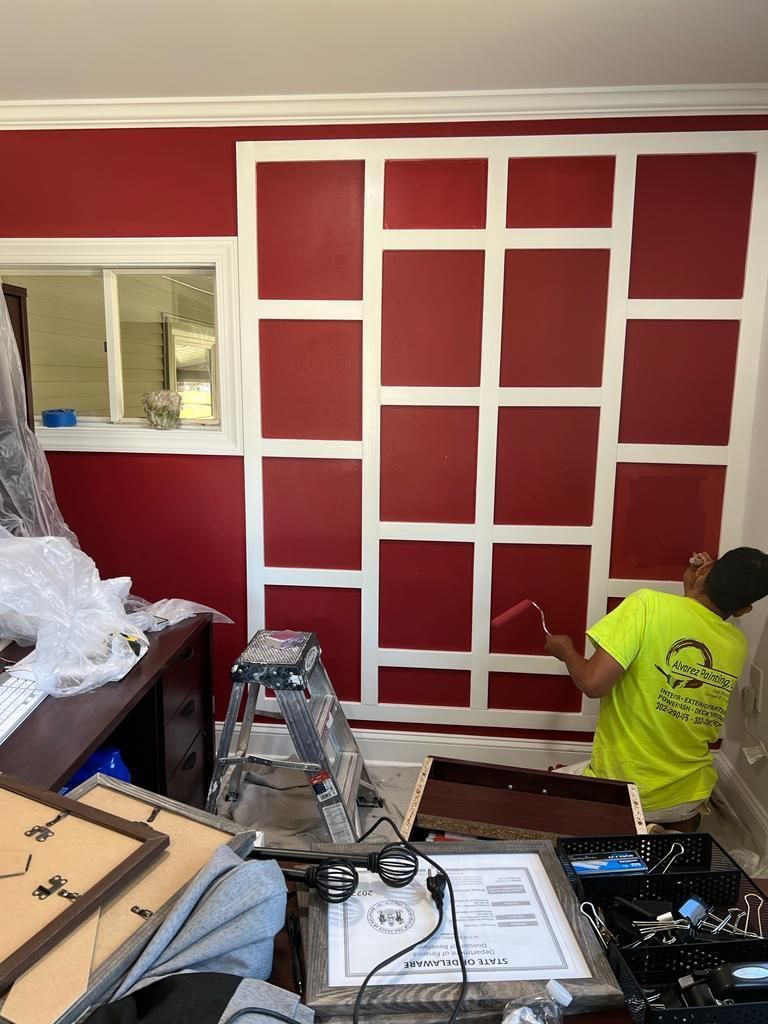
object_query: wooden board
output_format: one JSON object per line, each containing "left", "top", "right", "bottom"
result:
{"left": 0, "top": 775, "right": 168, "bottom": 994}
{"left": 0, "top": 776, "right": 258, "bottom": 1024}
{"left": 402, "top": 757, "right": 645, "bottom": 841}
{"left": 302, "top": 839, "right": 623, "bottom": 1019}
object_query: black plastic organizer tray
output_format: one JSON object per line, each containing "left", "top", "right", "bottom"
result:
{"left": 556, "top": 833, "right": 768, "bottom": 1023}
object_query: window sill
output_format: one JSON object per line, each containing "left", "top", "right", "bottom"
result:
{"left": 36, "top": 422, "right": 242, "bottom": 456}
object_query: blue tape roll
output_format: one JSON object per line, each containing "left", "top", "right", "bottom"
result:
{"left": 41, "top": 408, "right": 77, "bottom": 427}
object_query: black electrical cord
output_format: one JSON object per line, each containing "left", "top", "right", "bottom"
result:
{"left": 353, "top": 815, "right": 469, "bottom": 1024}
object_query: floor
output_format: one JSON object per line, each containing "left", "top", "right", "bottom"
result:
{"left": 220, "top": 763, "right": 768, "bottom": 874}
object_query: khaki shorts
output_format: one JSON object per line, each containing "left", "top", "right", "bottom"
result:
{"left": 555, "top": 760, "right": 705, "bottom": 824}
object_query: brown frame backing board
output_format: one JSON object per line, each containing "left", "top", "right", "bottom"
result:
{"left": 402, "top": 757, "right": 646, "bottom": 841}
{"left": 0, "top": 774, "right": 169, "bottom": 994}
{"left": 301, "top": 839, "right": 623, "bottom": 1018}
{"left": 0, "top": 775, "right": 260, "bottom": 1024}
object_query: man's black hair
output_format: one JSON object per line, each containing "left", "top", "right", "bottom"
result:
{"left": 705, "top": 547, "right": 768, "bottom": 616}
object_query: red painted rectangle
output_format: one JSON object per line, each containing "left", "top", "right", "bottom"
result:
{"left": 256, "top": 160, "right": 364, "bottom": 299}
{"left": 262, "top": 458, "right": 361, "bottom": 569}
{"left": 380, "top": 406, "right": 479, "bottom": 523}
{"left": 381, "top": 250, "right": 484, "bottom": 386}
{"left": 619, "top": 320, "right": 738, "bottom": 445}
{"left": 490, "top": 545, "right": 591, "bottom": 655}
{"left": 610, "top": 463, "right": 725, "bottom": 580}
{"left": 495, "top": 407, "right": 600, "bottom": 525}
{"left": 629, "top": 153, "right": 755, "bottom": 299}
{"left": 46, "top": 451, "right": 247, "bottom": 712}
{"left": 500, "top": 249, "right": 609, "bottom": 387}
{"left": 379, "top": 541, "right": 474, "bottom": 651}
{"left": 265, "top": 585, "right": 361, "bottom": 702}
{"left": 379, "top": 667, "right": 471, "bottom": 706}
{"left": 488, "top": 672, "right": 582, "bottom": 712}
{"left": 384, "top": 159, "right": 488, "bottom": 228}
{"left": 507, "top": 156, "right": 615, "bottom": 227}
{"left": 259, "top": 320, "right": 362, "bottom": 440}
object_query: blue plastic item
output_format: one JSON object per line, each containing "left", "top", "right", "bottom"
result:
{"left": 60, "top": 746, "right": 131, "bottom": 794}
{"left": 41, "top": 408, "right": 77, "bottom": 427}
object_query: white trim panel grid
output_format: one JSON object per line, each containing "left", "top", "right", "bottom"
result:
{"left": 237, "top": 132, "right": 767, "bottom": 732}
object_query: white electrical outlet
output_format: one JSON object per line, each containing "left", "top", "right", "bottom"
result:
{"left": 749, "top": 664, "right": 764, "bottom": 713}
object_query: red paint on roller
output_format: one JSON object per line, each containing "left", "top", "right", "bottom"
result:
{"left": 491, "top": 599, "right": 534, "bottom": 630}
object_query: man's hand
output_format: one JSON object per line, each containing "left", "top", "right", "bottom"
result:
{"left": 545, "top": 634, "right": 576, "bottom": 662}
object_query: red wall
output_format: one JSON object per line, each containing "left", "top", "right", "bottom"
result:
{"left": 6, "top": 114, "right": 763, "bottom": 734}
{"left": 46, "top": 452, "right": 247, "bottom": 711}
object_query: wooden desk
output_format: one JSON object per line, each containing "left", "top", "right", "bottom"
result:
{"left": 0, "top": 615, "right": 215, "bottom": 807}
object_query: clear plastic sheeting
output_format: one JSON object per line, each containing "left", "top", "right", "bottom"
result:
{"left": 0, "top": 283, "right": 77, "bottom": 545}
{"left": 0, "top": 527, "right": 232, "bottom": 697}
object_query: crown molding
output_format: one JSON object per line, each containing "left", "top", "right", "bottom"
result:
{"left": 1, "top": 84, "right": 767, "bottom": 130}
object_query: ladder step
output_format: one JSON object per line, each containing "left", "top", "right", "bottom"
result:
{"left": 336, "top": 749, "right": 364, "bottom": 809}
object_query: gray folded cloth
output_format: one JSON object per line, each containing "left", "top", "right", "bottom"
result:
{"left": 113, "top": 846, "right": 287, "bottom": 999}
{"left": 220, "top": 979, "right": 314, "bottom": 1024}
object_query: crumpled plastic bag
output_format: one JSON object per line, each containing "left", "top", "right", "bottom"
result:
{"left": 0, "top": 526, "right": 231, "bottom": 696}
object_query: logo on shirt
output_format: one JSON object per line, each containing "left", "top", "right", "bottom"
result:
{"left": 656, "top": 638, "right": 737, "bottom": 692}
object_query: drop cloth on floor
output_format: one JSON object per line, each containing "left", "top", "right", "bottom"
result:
{"left": 219, "top": 765, "right": 767, "bottom": 874}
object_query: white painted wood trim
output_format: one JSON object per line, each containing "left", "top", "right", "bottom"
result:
{"left": 0, "top": 236, "right": 243, "bottom": 456}
{"left": 470, "top": 154, "right": 507, "bottom": 712}
{"left": 716, "top": 752, "right": 768, "bottom": 853}
{"left": 256, "top": 299, "right": 363, "bottom": 320}
{"left": 262, "top": 567, "right": 362, "bottom": 588}
{"left": 102, "top": 270, "right": 124, "bottom": 423}
{"left": 504, "top": 228, "right": 613, "bottom": 248}
{"left": 498, "top": 388, "right": 603, "bottom": 407}
{"left": 583, "top": 152, "right": 636, "bottom": 716}
{"left": 617, "top": 444, "right": 730, "bottom": 465}
{"left": 237, "top": 150, "right": 267, "bottom": 637}
{"left": 492, "top": 525, "right": 595, "bottom": 544}
{"left": 720, "top": 142, "right": 768, "bottom": 551}
{"left": 3, "top": 85, "right": 768, "bottom": 130}
{"left": 215, "top": 720, "right": 595, "bottom": 769}
{"left": 379, "top": 522, "right": 477, "bottom": 542}
{"left": 261, "top": 439, "right": 363, "bottom": 459}
{"left": 360, "top": 158, "right": 385, "bottom": 708}
{"left": 626, "top": 299, "right": 743, "bottom": 320}
{"left": 236, "top": 133, "right": 768, "bottom": 164}
{"left": 381, "top": 387, "right": 482, "bottom": 407}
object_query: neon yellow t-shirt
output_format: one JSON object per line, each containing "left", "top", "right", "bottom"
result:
{"left": 584, "top": 589, "right": 748, "bottom": 812}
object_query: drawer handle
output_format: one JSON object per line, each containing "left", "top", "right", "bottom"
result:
{"left": 180, "top": 750, "right": 197, "bottom": 772}
{"left": 178, "top": 647, "right": 195, "bottom": 663}
{"left": 180, "top": 699, "right": 196, "bottom": 718}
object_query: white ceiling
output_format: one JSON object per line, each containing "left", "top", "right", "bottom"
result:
{"left": 2, "top": 0, "right": 767, "bottom": 103}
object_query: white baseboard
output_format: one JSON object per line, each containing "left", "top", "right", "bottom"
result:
{"left": 214, "top": 721, "right": 592, "bottom": 769}
{"left": 716, "top": 752, "right": 768, "bottom": 847}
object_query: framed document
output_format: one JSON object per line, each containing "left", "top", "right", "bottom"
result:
{"left": 302, "top": 840, "right": 623, "bottom": 1018}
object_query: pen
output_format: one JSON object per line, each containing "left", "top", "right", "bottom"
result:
{"left": 287, "top": 911, "right": 304, "bottom": 997}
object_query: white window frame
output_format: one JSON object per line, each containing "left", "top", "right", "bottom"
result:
{"left": 163, "top": 313, "right": 219, "bottom": 424}
{"left": 0, "top": 237, "right": 242, "bottom": 455}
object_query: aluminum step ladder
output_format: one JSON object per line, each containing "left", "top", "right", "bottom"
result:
{"left": 206, "top": 629, "right": 382, "bottom": 842}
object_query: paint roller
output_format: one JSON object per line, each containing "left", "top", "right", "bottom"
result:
{"left": 491, "top": 598, "right": 551, "bottom": 635}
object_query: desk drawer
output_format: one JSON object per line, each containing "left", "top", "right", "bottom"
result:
{"left": 166, "top": 731, "right": 205, "bottom": 807}
{"left": 162, "top": 641, "right": 204, "bottom": 723}
{"left": 164, "top": 692, "right": 203, "bottom": 777}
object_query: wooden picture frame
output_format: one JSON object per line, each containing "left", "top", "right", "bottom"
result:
{"left": 301, "top": 839, "right": 623, "bottom": 1019}
{"left": 0, "top": 774, "right": 169, "bottom": 993}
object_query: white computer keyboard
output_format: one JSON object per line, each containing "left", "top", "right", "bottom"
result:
{"left": 0, "top": 672, "right": 47, "bottom": 745}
